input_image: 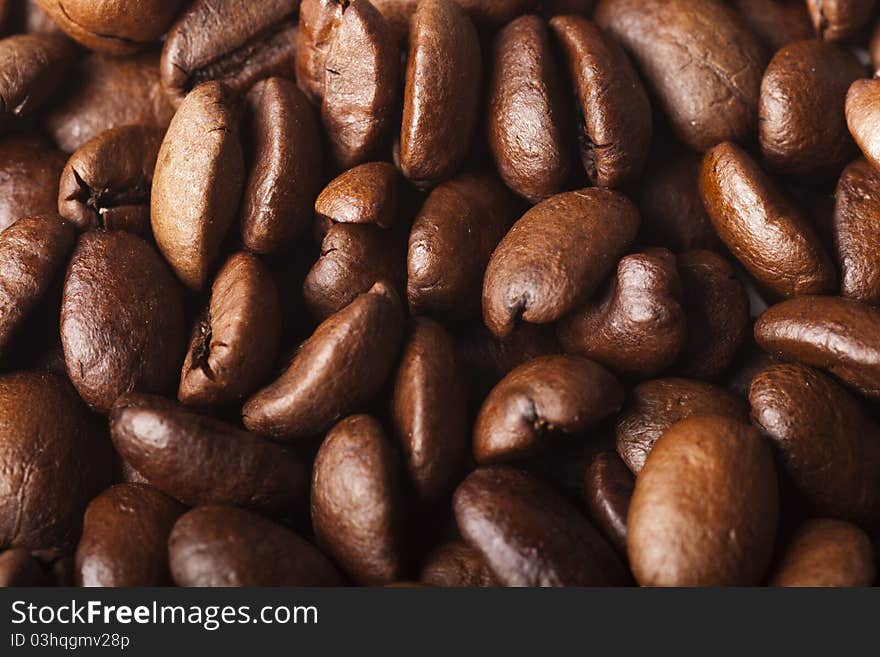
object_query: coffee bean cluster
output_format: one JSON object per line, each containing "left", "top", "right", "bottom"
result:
{"left": 0, "top": 0, "right": 878, "bottom": 588}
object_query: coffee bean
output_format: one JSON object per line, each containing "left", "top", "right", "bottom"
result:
{"left": 419, "top": 540, "right": 498, "bottom": 587}
{"left": 296, "top": 0, "right": 346, "bottom": 104}
{"left": 628, "top": 415, "right": 778, "bottom": 586}
{"left": 731, "top": 0, "right": 813, "bottom": 52}
{"left": 584, "top": 450, "right": 633, "bottom": 557}
{"left": 315, "top": 161, "right": 399, "bottom": 230}
{"left": 806, "top": 0, "right": 876, "bottom": 42}
{"left": 0, "top": 548, "right": 50, "bottom": 586}
{"left": 846, "top": 78, "right": 880, "bottom": 174}
{"left": 58, "top": 125, "right": 164, "bottom": 235}
{"left": 0, "top": 134, "right": 65, "bottom": 233}
{"left": 169, "top": 505, "right": 342, "bottom": 587}
{"left": 0, "top": 34, "right": 76, "bottom": 123}
{"left": 833, "top": 158, "right": 880, "bottom": 303}
{"left": 75, "top": 483, "right": 184, "bottom": 587}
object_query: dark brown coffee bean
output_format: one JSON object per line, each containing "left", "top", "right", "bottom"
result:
{"left": 58, "top": 125, "right": 164, "bottom": 235}
{"left": 392, "top": 318, "right": 467, "bottom": 500}
{"left": 483, "top": 188, "right": 639, "bottom": 338}
{"left": 408, "top": 172, "right": 514, "bottom": 321}
{"left": 616, "top": 378, "right": 748, "bottom": 475}
{"left": 151, "top": 81, "right": 244, "bottom": 291}
{"left": 454, "top": 465, "right": 628, "bottom": 586}
{"left": 243, "top": 282, "right": 404, "bottom": 439}
{"left": 806, "top": 0, "right": 875, "bottom": 42}
{"left": 834, "top": 158, "right": 880, "bottom": 304}
{"left": 75, "top": 483, "right": 184, "bottom": 587}
{"left": 755, "top": 295, "right": 880, "bottom": 399}
{"left": 400, "top": 0, "right": 481, "bottom": 186}
{"left": 110, "top": 393, "right": 307, "bottom": 517}
{"left": 750, "top": 363, "right": 880, "bottom": 529}
{"left": 312, "top": 414, "right": 406, "bottom": 585}
{"left": 0, "top": 215, "right": 74, "bottom": 356}
{"left": 61, "top": 231, "right": 185, "bottom": 413}
{"left": 700, "top": 141, "right": 837, "bottom": 298}
{"left": 584, "top": 450, "right": 633, "bottom": 557}
{"left": 240, "top": 78, "right": 323, "bottom": 254}
{"left": 0, "top": 548, "right": 50, "bottom": 586}
{"left": 35, "top": 0, "right": 183, "bottom": 55}
{"left": 169, "top": 505, "right": 342, "bottom": 587}
{"left": 731, "top": 0, "right": 813, "bottom": 52}
{"left": 846, "top": 78, "right": 880, "bottom": 175}
{"left": 676, "top": 250, "right": 750, "bottom": 379}
{"left": 419, "top": 540, "right": 498, "bottom": 587}
{"left": 315, "top": 161, "right": 399, "bottom": 230}
{"left": 322, "top": 0, "right": 399, "bottom": 170}
{"left": 628, "top": 415, "right": 778, "bottom": 586}
{"left": 595, "top": 0, "right": 765, "bottom": 152}
{"left": 759, "top": 40, "right": 863, "bottom": 179}
{"left": 179, "top": 252, "right": 281, "bottom": 407}
{"left": 0, "top": 34, "right": 76, "bottom": 122}
{"left": 0, "top": 134, "right": 65, "bottom": 234}
{"left": 487, "top": 15, "right": 571, "bottom": 203}
{"left": 768, "top": 518, "right": 875, "bottom": 587}
{"left": 45, "top": 52, "right": 174, "bottom": 154}
{"left": 0, "top": 371, "right": 111, "bottom": 550}
{"left": 550, "top": 15, "right": 651, "bottom": 188}
{"left": 296, "top": 0, "right": 345, "bottom": 104}
{"left": 160, "top": 0, "right": 298, "bottom": 106}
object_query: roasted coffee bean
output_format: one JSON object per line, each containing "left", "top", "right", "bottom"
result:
{"left": 584, "top": 450, "right": 633, "bottom": 557}
{"left": 296, "top": 0, "right": 344, "bottom": 104}
{"left": 169, "top": 506, "right": 342, "bottom": 587}
{"left": 408, "top": 172, "right": 514, "bottom": 320}
{"left": 0, "top": 34, "right": 75, "bottom": 123}
{"left": 755, "top": 295, "right": 880, "bottom": 398}
{"left": 0, "top": 548, "right": 50, "bottom": 586}
{"left": 559, "top": 249, "right": 687, "bottom": 379}
{"left": 759, "top": 40, "right": 863, "bottom": 179}
{"left": 483, "top": 188, "right": 639, "bottom": 338}
{"left": 0, "top": 215, "right": 74, "bottom": 356}
{"left": 75, "top": 483, "right": 184, "bottom": 587}
{"left": 846, "top": 78, "right": 880, "bottom": 175}
{"left": 474, "top": 354, "right": 622, "bottom": 464}
{"left": 61, "top": 231, "right": 184, "bottom": 413}
{"left": 700, "top": 142, "right": 837, "bottom": 298}
{"left": 595, "top": 0, "right": 765, "bottom": 152}
{"left": 550, "top": 15, "right": 651, "bottom": 188}
{"left": 628, "top": 415, "right": 778, "bottom": 586}
{"left": 833, "top": 159, "right": 880, "bottom": 304}
{"left": 312, "top": 414, "right": 407, "bottom": 585}
{"left": 616, "top": 378, "right": 748, "bottom": 475}
{"left": 151, "top": 81, "right": 244, "bottom": 291}
{"left": 487, "top": 15, "right": 571, "bottom": 203}
{"left": 731, "top": 0, "right": 813, "bottom": 52}
{"left": 35, "top": 0, "right": 183, "bottom": 55}
{"left": 676, "top": 250, "right": 750, "bottom": 379}
{"left": 244, "top": 282, "right": 404, "bottom": 439}
{"left": 58, "top": 125, "right": 164, "bottom": 235}
{"left": 768, "top": 519, "right": 876, "bottom": 587}
{"left": 179, "top": 252, "right": 281, "bottom": 407}
{"left": 315, "top": 161, "right": 399, "bottom": 231}
{"left": 111, "top": 393, "right": 307, "bottom": 518}
{"left": 400, "top": 0, "right": 481, "bottom": 186}
{"left": 419, "top": 540, "right": 498, "bottom": 587}
{"left": 322, "top": 0, "right": 399, "bottom": 170}
{"left": 392, "top": 318, "right": 467, "bottom": 500}
{"left": 806, "top": 0, "right": 876, "bottom": 42}
{"left": 160, "top": 0, "right": 298, "bottom": 106}
{"left": 750, "top": 363, "right": 880, "bottom": 528}
{"left": 0, "top": 371, "right": 111, "bottom": 550}
{"left": 454, "top": 466, "right": 628, "bottom": 586}
{"left": 45, "top": 52, "right": 175, "bottom": 154}
{"left": 241, "top": 78, "right": 323, "bottom": 254}
{"left": 0, "top": 134, "right": 65, "bottom": 233}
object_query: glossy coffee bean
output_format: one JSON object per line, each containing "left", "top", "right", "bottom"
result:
{"left": 833, "top": 159, "right": 880, "bottom": 304}
{"left": 731, "top": 0, "right": 813, "bottom": 52}
{"left": 616, "top": 378, "right": 748, "bottom": 475}
{"left": 296, "top": 0, "right": 345, "bottom": 104}
{"left": 151, "top": 81, "right": 244, "bottom": 291}
{"left": 846, "top": 78, "right": 880, "bottom": 175}
{"left": 179, "top": 252, "right": 281, "bottom": 407}
{"left": 0, "top": 34, "right": 75, "bottom": 123}
{"left": 110, "top": 393, "right": 307, "bottom": 518}
{"left": 700, "top": 141, "right": 836, "bottom": 298}
{"left": 755, "top": 295, "right": 880, "bottom": 399}
{"left": 806, "top": 0, "right": 876, "bottom": 42}
{"left": 315, "top": 161, "right": 399, "bottom": 230}
{"left": 169, "top": 506, "right": 342, "bottom": 587}
{"left": 312, "top": 414, "right": 407, "bottom": 585}
{"left": 58, "top": 125, "right": 165, "bottom": 235}
{"left": 483, "top": 188, "right": 639, "bottom": 338}
{"left": 584, "top": 450, "right": 633, "bottom": 557}
{"left": 0, "top": 134, "right": 65, "bottom": 234}
{"left": 750, "top": 363, "right": 880, "bottom": 528}
{"left": 419, "top": 540, "right": 498, "bottom": 587}
{"left": 768, "top": 519, "right": 875, "bottom": 587}
{"left": 75, "top": 483, "right": 184, "bottom": 587}
{"left": 0, "top": 371, "right": 111, "bottom": 550}
{"left": 454, "top": 466, "right": 628, "bottom": 586}
{"left": 243, "top": 282, "right": 404, "bottom": 440}
{"left": 595, "top": 0, "right": 765, "bottom": 152}
{"left": 628, "top": 415, "right": 778, "bottom": 586}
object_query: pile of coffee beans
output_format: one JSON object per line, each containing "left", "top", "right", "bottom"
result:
{"left": 1, "top": 0, "right": 879, "bottom": 588}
